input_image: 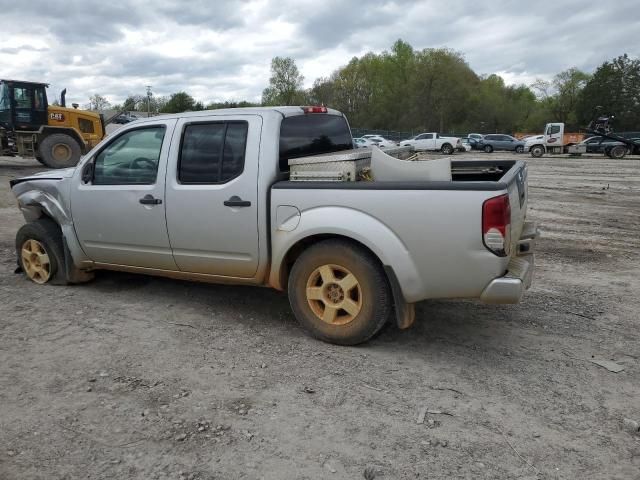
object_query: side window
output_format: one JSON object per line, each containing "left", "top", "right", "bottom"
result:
{"left": 415, "top": 134, "right": 426, "bottom": 140}
{"left": 178, "top": 121, "right": 248, "bottom": 184}
{"left": 549, "top": 125, "right": 561, "bottom": 135}
{"left": 93, "top": 126, "right": 166, "bottom": 185}
{"left": 424, "top": 134, "right": 433, "bottom": 140}
{"left": 14, "top": 87, "right": 32, "bottom": 108}
{"left": 78, "top": 118, "right": 95, "bottom": 134}
{"left": 34, "top": 88, "right": 46, "bottom": 111}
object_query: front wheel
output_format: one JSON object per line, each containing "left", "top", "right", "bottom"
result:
{"left": 515, "top": 145, "right": 524, "bottom": 154}
{"left": 441, "top": 143, "right": 453, "bottom": 155}
{"left": 483, "top": 145, "right": 493, "bottom": 153}
{"left": 38, "top": 133, "right": 82, "bottom": 168}
{"left": 530, "top": 145, "right": 544, "bottom": 158}
{"left": 288, "top": 240, "right": 391, "bottom": 345}
{"left": 16, "top": 219, "right": 65, "bottom": 284}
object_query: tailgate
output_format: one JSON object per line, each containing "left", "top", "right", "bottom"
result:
{"left": 500, "top": 160, "right": 528, "bottom": 256}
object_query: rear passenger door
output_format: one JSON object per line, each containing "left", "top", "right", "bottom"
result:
{"left": 165, "top": 114, "right": 262, "bottom": 277}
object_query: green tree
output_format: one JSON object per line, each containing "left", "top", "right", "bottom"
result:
{"left": 87, "top": 94, "right": 110, "bottom": 111}
{"left": 262, "top": 57, "right": 305, "bottom": 106}
{"left": 532, "top": 68, "right": 589, "bottom": 128}
{"left": 160, "top": 92, "right": 202, "bottom": 113}
{"left": 577, "top": 54, "right": 640, "bottom": 130}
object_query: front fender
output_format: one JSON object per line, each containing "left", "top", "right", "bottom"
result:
{"left": 269, "top": 206, "right": 425, "bottom": 302}
{"left": 12, "top": 179, "right": 89, "bottom": 266}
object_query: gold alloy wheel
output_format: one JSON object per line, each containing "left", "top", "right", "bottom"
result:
{"left": 52, "top": 143, "right": 72, "bottom": 162}
{"left": 21, "top": 239, "right": 51, "bottom": 284}
{"left": 306, "top": 264, "right": 363, "bottom": 325}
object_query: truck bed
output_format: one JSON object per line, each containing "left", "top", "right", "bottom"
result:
{"left": 271, "top": 159, "right": 529, "bottom": 303}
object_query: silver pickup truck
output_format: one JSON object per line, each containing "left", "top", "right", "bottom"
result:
{"left": 10, "top": 106, "right": 538, "bottom": 345}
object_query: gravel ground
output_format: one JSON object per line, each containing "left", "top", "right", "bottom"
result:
{"left": 1, "top": 153, "right": 639, "bottom": 479}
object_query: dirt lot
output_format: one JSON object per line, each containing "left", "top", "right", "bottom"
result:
{"left": 1, "top": 153, "right": 639, "bottom": 479}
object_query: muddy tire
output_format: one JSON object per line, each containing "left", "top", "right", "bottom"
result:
{"left": 483, "top": 144, "right": 493, "bottom": 153}
{"left": 39, "top": 133, "right": 82, "bottom": 168}
{"left": 530, "top": 145, "right": 544, "bottom": 158}
{"left": 16, "top": 218, "right": 65, "bottom": 284}
{"left": 288, "top": 240, "right": 391, "bottom": 345}
{"left": 441, "top": 143, "right": 453, "bottom": 155}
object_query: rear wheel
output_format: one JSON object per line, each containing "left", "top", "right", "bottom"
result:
{"left": 483, "top": 145, "right": 493, "bottom": 153}
{"left": 16, "top": 218, "right": 65, "bottom": 284}
{"left": 530, "top": 145, "right": 544, "bottom": 158}
{"left": 608, "top": 145, "right": 627, "bottom": 159}
{"left": 288, "top": 240, "right": 391, "bottom": 345}
{"left": 441, "top": 143, "right": 453, "bottom": 155}
{"left": 39, "top": 133, "right": 82, "bottom": 168}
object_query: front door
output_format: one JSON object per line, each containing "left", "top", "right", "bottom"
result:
{"left": 165, "top": 114, "right": 262, "bottom": 277}
{"left": 414, "top": 133, "right": 434, "bottom": 150}
{"left": 545, "top": 123, "right": 564, "bottom": 147}
{"left": 11, "top": 83, "right": 48, "bottom": 130}
{"left": 70, "top": 119, "right": 178, "bottom": 269}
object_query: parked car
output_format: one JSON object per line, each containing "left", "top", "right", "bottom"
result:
{"left": 10, "top": 106, "right": 537, "bottom": 345}
{"left": 111, "top": 113, "right": 139, "bottom": 124}
{"left": 399, "top": 132, "right": 462, "bottom": 154}
{"left": 466, "top": 133, "right": 484, "bottom": 150}
{"left": 458, "top": 137, "right": 472, "bottom": 152}
{"left": 580, "top": 136, "right": 628, "bottom": 154}
{"left": 353, "top": 137, "right": 374, "bottom": 148}
{"left": 365, "top": 135, "right": 396, "bottom": 148}
{"left": 630, "top": 138, "right": 640, "bottom": 155}
{"left": 478, "top": 134, "right": 525, "bottom": 153}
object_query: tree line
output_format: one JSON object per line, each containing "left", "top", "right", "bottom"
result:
{"left": 101, "top": 39, "right": 640, "bottom": 134}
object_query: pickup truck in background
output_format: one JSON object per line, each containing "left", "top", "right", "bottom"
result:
{"left": 398, "top": 132, "right": 462, "bottom": 154}
{"left": 11, "top": 106, "right": 537, "bottom": 345}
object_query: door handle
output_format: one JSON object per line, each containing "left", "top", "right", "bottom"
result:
{"left": 139, "top": 194, "right": 162, "bottom": 205}
{"left": 224, "top": 195, "right": 251, "bottom": 207}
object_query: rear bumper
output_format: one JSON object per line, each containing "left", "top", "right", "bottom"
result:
{"left": 480, "top": 221, "right": 539, "bottom": 304}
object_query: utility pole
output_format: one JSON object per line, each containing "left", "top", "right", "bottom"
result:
{"left": 146, "top": 85, "right": 152, "bottom": 117}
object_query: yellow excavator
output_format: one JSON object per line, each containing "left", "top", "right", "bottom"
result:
{"left": 0, "top": 79, "right": 105, "bottom": 168}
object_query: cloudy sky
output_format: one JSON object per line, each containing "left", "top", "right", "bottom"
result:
{"left": 1, "top": 0, "right": 638, "bottom": 106}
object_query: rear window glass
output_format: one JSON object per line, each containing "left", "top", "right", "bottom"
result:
{"left": 279, "top": 114, "right": 352, "bottom": 171}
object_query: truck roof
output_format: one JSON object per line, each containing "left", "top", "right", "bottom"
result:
{"left": 0, "top": 79, "right": 50, "bottom": 87}
{"left": 141, "top": 106, "right": 343, "bottom": 122}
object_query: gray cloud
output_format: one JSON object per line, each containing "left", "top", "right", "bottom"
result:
{"left": 0, "top": 0, "right": 637, "bottom": 105}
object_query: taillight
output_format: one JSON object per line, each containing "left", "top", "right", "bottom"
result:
{"left": 482, "top": 194, "right": 511, "bottom": 256}
{"left": 302, "top": 106, "right": 328, "bottom": 114}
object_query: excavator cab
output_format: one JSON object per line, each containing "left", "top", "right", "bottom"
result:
{"left": 0, "top": 80, "right": 49, "bottom": 131}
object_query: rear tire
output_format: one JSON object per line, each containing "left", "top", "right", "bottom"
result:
{"left": 16, "top": 218, "right": 65, "bottom": 285}
{"left": 441, "top": 143, "right": 453, "bottom": 155}
{"left": 483, "top": 145, "right": 493, "bottom": 153}
{"left": 39, "top": 133, "right": 82, "bottom": 168}
{"left": 608, "top": 145, "right": 627, "bottom": 159}
{"left": 288, "top": 240, "right": 391, "bottom": 345}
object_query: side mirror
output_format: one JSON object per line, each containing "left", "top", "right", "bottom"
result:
{"left": 81, "top": 161, "right": 94, "bottom": 184}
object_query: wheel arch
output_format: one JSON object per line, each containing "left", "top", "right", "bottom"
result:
{"left": 269, "top": 206, "right": 426, "bottom": 302}
{"left": 13, "top": 187, "right": 90, "bottom": 269}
